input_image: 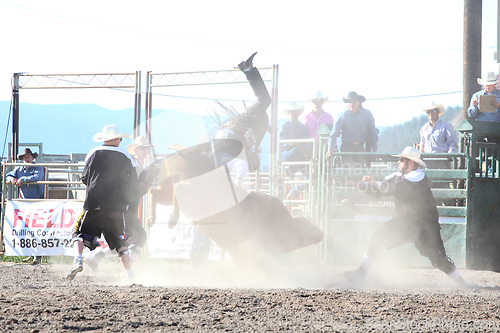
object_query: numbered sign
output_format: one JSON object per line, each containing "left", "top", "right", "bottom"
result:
{"left": 3, "top": 200, "right": 83, "bottom": 256}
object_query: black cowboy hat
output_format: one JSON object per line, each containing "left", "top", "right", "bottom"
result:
{"left": 17, "top": 148, "right": 38, "bottom": 160}
{"left": 343, "top": 91, "right": 366, "bottom": 103}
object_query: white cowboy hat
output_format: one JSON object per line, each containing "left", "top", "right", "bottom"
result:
{"left": 477, "top": 72, "right": 498, "bottom": 86}
{"left": 127, "top": 136, "right": 155, "bottom": 154}
{"left": 92, "top": 124, "right": 131, "bottom": 142}
{"left": 423, "top": 102, "right": 445, "bottom": 116}
{"left": 392, "top": 146, "right": 427, "bottom": 168}
{"left": 308, "top": 91, "right": 329, "bottom": 104}
{"left": 284, "top": 102, "right": 305, "bottom": 115}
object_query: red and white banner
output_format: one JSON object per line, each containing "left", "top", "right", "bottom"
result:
{"left": 3, "top": 200, "right": 83, "bottom": 256}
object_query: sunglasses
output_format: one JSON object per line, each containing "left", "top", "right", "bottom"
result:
{"left": 426, "top": 109, "right": 437, "bottom": 114}
{"left": 399, "top": 157, "right": 409, "bottom": 162}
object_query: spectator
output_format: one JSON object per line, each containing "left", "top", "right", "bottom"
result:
{"left": 302, "top": 91, "right": 334, "bottom": 140}
{"left": 278, "top": 102, "right": 310, "bottom": 177}
{"left": 467, "top": 72, "right": 500, "bottom": 123}
{"left": 344, "top": 146, "right": 467, "bottom": 286}
{"left": 6, "top": 148, "right": 45, "bottom": 265}
{"left": 66, "top": 124, "right": 140, "bottom": 280}
{"left": 420, "top": 103, "right": 459, "bottom": 206}
{"left": 5, "top": 148, "right": 44, "bottom": 199}
{"left": 278, "top": 102, "right": 311, "bottom": 201}
{"left": 327, "top": 91, "right": 378, "bottom": 168}
{"left": 420, "top": 103, "right": 458, "bottom": 155}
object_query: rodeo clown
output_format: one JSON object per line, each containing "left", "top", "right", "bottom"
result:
{"left": 344, "top": 146, "right": 467, "bottom": 286}
{"left": 66, "top": 125, "right": 146, "bottom": 280}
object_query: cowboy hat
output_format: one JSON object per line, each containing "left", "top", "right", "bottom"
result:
{"left": 423, "top": 102, "right": 445, "bottom": 116}
{"left": 477, "top": 72, "right": 498, "bottom": 86}
{"left": 343, "top": 91, "right": 366, "bottom": 103}
{"left": 17, "top": 148, "right": 38, "bottom": 160}
{"left": 392, "top": 146, "right": 427, "bottom": 168}
{"left": 308, "top": 91, "right": 329, "bottom": 104}
{"left": 284, "top": 102, "right": 305, "bottom": 115}
{"left": 92, "top": 124, "right": 131, "bottom": 142}
{"left": 127, "top": 136, "right": 155, "bottom": 155}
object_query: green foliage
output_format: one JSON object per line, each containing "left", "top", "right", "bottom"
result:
{"left": 377, "top": 106, "right": 463, "bottom": 153}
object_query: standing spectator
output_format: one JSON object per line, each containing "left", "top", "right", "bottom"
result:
{"left": 278, "top": 102, "right": 311, "bottom": 200}
{"left": 344, "top": 147, "right": 466, "bottom": 286}
{"left": 6, "top": 148, "right": 45, "bottom": 264}
{"left": 467, "top": 72, "right": 500, "bottom": 123}
{"left": 302, "top": 91, "right": 334, "bottom": 140}
{"left": 6, "top": 148, "right": 45, "bottom": 199}
{"left": 420, "top": 102, "right": 458, "bottom": 156}
{"left": 326, "top": 91, "right": 378, "bottom": 168}
{"left": 278, "top": 102, "right": 311, "bottom": 177}
{"left": 420, "top": 103, "right": 459, "bottom": 206}
{"left": 66, "top": 124, "right": 139, "bottom": 280}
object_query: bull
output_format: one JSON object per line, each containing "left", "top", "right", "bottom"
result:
{"left": 147, "top": 140, "right": 323, "bottom": 261}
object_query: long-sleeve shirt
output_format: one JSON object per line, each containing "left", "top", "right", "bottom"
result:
{"left": 467, "top": 88, "right": 500, "bottom": 122}
{"left": 82, "top": 146, "right": 139, "bottom": 212}
{"left": 328, "top": 107, "right": 378, "bottom": 152}
{"left": 278, "top": 120, "right": 310, "bottom": 151}
{"left": 5, "top": 163, "right": 45, "bottom": 199}
{"left": 419, "top": 119, "right": 458, "bottom": 153}
{"left": 301, "top": 110, "right": 334, "bottom": 139}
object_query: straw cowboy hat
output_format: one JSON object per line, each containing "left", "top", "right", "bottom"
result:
{"left": 127, "top": 136, "right": 155, "bottom": 155}
{"left": 392, "top": 146, "right": 427, "bottom": 168}
{"left": 308, "top": 91, "right": 329, "bottom": 104}
{"left": 423, "top": 102, "right": 445, "bottom": 116}
{"left": 17, "top": 148, "right": 38, "bottom": 160}
{"left": 343, "top": 91, "right": 366, "bottom": 103}
{"left": 477, "top": 72, "right": 498, "bottom": 86}
{"left": 284, "top": 102, "right": 305, "bottom": 115}
{"left": 92, "top": 124, "right": 131, "bottom": 142}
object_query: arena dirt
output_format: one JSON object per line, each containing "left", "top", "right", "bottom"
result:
{"left": 1, "top": 258, "right": 499, "bottom": 332}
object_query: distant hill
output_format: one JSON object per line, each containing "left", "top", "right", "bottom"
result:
{"left": 0, "top": 101, "right": 277, "bottom": 171}
{"left": 377, "top": 106, "right": 463, "bottom": 153}
{"left": 0, "top": 101, "right": 465, "bottom": 169}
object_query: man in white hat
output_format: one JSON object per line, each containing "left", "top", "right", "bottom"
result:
{"left": 344, "top": 146, "right": 467, "bottom": 286}
{"left": 278, "top": 102, "right": 311, "bottom": 200}
{"left": 420, "top": 102, "right": 458, "bottom": 155}
{"left": 278, "top": 102, "right": 311, "bottom": 175}
{"left": 467, "top": 72, "right": 500, "bottom": 123}
{"left": 83, "top": 136, "right": 154, "bottom": 270}
{"left": 419, "top": 103, "right": 458, "bottom": 206}
{"left": 326, "top": 91, "right": 378, "bottom": 168}
{"left": 302, "top": 91, "right": 334, "bottom": 139}
{"left": 66, "top": 124, "right": 140, "bottom": 280}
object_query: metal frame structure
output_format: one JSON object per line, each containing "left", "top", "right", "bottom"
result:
{"left": 144, "top": 66, "right": 279, "bottom": 193}
{"left": 11, "top": 72, "right": 142, "bottom": 160}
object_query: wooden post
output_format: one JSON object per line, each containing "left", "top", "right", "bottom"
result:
{"left": 463, "top": 0, "right": 482, "bottom": 119}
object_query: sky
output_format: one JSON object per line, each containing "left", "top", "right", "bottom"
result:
{"left": 0, "top": 0, "right": 498, "bottom": 130}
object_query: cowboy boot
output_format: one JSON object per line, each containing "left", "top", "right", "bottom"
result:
{"left": 237, "top": 52, "right": 257, "bottom": 71}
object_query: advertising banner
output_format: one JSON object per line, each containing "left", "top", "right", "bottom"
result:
{"left": 3, "top": 200, "right": 83, "bottom": 256}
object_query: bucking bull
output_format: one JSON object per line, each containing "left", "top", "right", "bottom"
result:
{"left": 147, "top": 139, "right": 323, "bottom": 261}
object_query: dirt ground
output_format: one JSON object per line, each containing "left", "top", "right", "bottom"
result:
{"left": 1, "top": 257, "right": 499, "bottom": 332}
